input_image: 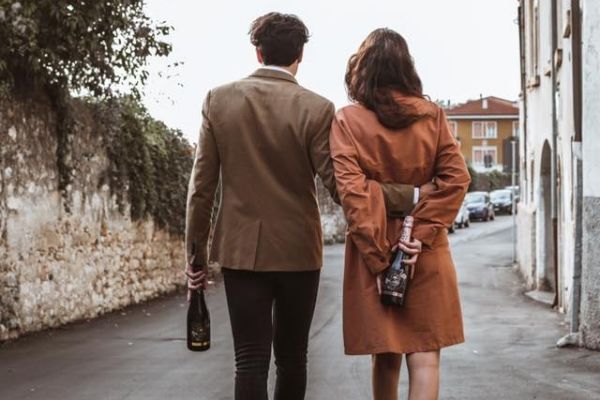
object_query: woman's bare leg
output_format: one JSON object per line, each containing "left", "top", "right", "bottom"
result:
{"left": 372, "top": 353, "right": 402, "bottom": 400}
{"left": 406, "top": 350, "right": 441, "bottom": 400}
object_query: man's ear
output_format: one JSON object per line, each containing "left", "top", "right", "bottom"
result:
{"left": 255, "top": 47, "right": 264, "bottom": 64}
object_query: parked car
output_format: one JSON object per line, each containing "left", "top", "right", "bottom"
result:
{"left": 464, "top": 191, "right": 495, "bottom": 221}
{"left": 504, "top": 185, "right": 521, "bottom": 203}
{"left": 449, "top": 201, "right": 470, "bottom": 233}
{"left": 491, "top": 189, "right": 515, "bottom": 215}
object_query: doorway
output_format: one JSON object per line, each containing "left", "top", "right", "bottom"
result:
{"left": 538, "top": 141, "right": 555, "bottom": 291}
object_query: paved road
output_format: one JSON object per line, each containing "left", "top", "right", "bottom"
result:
{"left": 1, "top": 216, "right": 599, "bottom": 400}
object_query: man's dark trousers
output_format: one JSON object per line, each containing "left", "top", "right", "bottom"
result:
{"left": 222, "top": 268, "right": 321, "bottom": 400}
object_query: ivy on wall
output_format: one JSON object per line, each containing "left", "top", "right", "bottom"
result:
{"left": 0, "top": 1, "right": 192, "bottom": 235}
{"left": 93, "top": 98, "right": 193, "bottom": 235}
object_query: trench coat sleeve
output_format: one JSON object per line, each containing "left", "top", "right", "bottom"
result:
{"left": 185, "top": 91, "right": 220, "bottom": 266}
{"left": 410, "top": 108, "right": 471, "bottom": 247}
{"left": 308, "top": 101, "right": 340, "bottom": 204}
{"left": 330, "top": 115, "right": 392, "bottom": 275}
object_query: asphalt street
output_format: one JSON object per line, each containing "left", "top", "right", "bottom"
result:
{"left": 1, "top": 216, "right": 599, "bottom": 400}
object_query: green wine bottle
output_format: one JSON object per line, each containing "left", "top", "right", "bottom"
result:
{"left": 381, "top": 216, "right": 414, "bottom": 307}
{"left": 186, "top": 244, "right": 210, "bottom": 351}
{"left": 187, "top": 280, "right": 210, "bottom": 351}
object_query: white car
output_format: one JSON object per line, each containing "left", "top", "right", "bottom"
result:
{"left": 449, "top": 202, "right": 470, "bottom": 233}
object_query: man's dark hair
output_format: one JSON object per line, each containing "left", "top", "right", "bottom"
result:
{"left": 249, "top": 12, "right": 309, "bottom": 66}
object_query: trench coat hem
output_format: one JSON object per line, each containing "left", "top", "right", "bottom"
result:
{"left": 343, "top": 334, "right": 465, "bottom": 356}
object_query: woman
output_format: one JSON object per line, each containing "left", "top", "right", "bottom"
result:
{"left": 330, "top": 29, "right": 470, "bottom": 400}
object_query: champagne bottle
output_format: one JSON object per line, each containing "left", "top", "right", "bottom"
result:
{"left": 381, "top": 216, "right": 414, "bottom": 307}
{"left": 187, "top": 246, "right": 211, "bottom": 351}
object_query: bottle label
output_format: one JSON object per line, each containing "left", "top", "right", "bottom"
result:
{"left": 384, "top": 270, "right": 408, "bottom": 288}
{"left": 384, "top": 270, "right": 402, "bottom": 288}
{"left": 399, "top": 216, "right": 414, "bottom": 242}
{"left": 190, "top": 322, "right": 210, "bottom": 347}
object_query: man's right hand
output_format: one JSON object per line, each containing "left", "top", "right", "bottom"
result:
{"left": 419, "top": 180, "right": 438, "bottom": 198}
{"left": 185, "top": 264, "right": 208, "bottom": 301}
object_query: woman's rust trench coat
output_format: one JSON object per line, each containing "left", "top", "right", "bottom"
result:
{"left": 330, "top": 96, "right": 471, "bottom": 355}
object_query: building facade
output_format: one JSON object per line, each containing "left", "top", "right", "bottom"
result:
{"left": 446, "top": 97, "right": 519, "bottom": 173}
{"left": 517, "top": 0, "right": 600, "bottom": 349}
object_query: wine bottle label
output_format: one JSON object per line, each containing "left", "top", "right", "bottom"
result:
{"left": 190, "top": 322, "right": 210, "bottom": 347}
{"left": 399, "top": 216, "right": 414, "bottom": 242}
{"left": 384, "top": 271, "right": 402, "bottom": 287}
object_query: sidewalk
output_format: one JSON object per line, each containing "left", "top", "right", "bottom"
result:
{"left": 438, "top": 223, "right": 600, "bottom": 399}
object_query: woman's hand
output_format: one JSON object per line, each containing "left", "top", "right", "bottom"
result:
{"left": 395, "top": 238, "right": 423, "bottom": 278}
{"left": 185, "top": 264, "right": 208, "bottom": 301}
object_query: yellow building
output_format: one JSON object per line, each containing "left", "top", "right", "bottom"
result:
{"left": 446, "top": 96, "right": 519, "bottom": 173}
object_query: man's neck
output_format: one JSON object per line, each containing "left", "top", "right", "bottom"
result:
{"left": 260, "top": 64, "right": 296, "bottom": 77}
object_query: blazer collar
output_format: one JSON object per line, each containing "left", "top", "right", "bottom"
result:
{"left": 250, "top": 68, "right": 298, "bottom": 84}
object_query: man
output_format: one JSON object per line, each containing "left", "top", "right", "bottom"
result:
{"left": 185, "top": 12, "right": 431, "bottom": 400}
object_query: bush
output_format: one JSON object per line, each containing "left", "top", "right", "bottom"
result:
{"left": 0, "top": 1, "right": 189, "bottom": 233}
{"left": 467, "top": 167, "right": 512, "bottom": 192}
{"left": 0, "top": 0, "right": 171, "bottom": 97}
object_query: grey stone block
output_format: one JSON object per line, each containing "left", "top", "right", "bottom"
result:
{"left": 581, "top": 196, "right": 600, "bottom": 349}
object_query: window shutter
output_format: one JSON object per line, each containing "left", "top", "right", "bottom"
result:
{"left": 473, "top": 122, "right": 482, "bottom": 138}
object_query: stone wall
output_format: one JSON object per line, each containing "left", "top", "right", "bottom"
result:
{"left": 581, "top": 197, "right": 600, "bottom": 349}
{"left": 581, "top": 0, "right": 600, "bottom": 351}
{"left": 316, "top": 178, "right": 346, "bottom": 245}
{"left": 0, "top": 95, "right": 185, "bottom": 341}
{"left": 516, "top": 202, "right": 536, "bottom": 289}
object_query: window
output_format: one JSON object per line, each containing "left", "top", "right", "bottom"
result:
{"left": 527, "top": 0, "right": 540, "bottom": 82}
{"left": 513, "top": 121, "right": 519, "bottom": 137}
{"left": 472, "top": 146, "right": 497, "bottom": 168}
{"left": 472, "top": 121, "right": 497, "bottom": 139}
{"left": 448, "top": 121, "right": 458, "bottom": 137}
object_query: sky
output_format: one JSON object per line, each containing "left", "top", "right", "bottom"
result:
{"left": 142, "top": 0, "right": 521, "bottom": 144}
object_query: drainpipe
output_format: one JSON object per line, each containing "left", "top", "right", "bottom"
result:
{"left": 550, "top": 0, "right": 559, "bottom": 308}
{"left": 518, "top": 0, "right": 528, "bottom": 205}
{"left": 557, "top": 0, "right": 583, "bottom": 348}
{"left": 517, "top": 0, "right": 528, "bottom": 267}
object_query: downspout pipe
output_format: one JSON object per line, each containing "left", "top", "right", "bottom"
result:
{"left": 550, "top": 0, "right": 559, "bottom": 309}
{"left": 518, "top": 0, "right": 528, "bottom": 203}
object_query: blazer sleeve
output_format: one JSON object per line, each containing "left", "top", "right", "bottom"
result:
{"left": 410, "top": 108, "right": 471, "bottom": 247}
{"left": 330, "top": 115, "right": 392, "bottom": 275}
{"left": 308, "top": 101, "right": 340, "bottom": 203}
{"left": 380, "top": 183, "right": 417, "bottom": 217}
{"left": 185, "top": 91, "right": 221, "bottom": 266}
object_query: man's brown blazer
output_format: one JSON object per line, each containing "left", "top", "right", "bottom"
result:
{"left": 185, "top": 68, "right": 414, "bottom": 271}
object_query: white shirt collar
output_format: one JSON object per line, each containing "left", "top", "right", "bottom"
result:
{"left": 259, "top": 65, "right": 295, "bottom": 77}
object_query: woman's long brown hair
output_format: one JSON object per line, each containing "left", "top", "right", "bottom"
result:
{"left": 345, "top": 28, "right": 427, "bottom": 130}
